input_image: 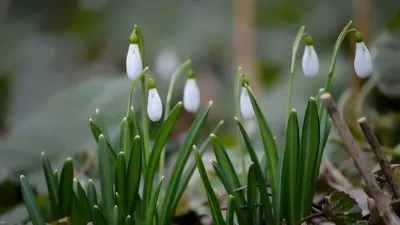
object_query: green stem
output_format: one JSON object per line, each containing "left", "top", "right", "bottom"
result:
{"left": 159, "top": 59, "right": 191, "bottom": 180}
{"left": 286, "top": 25, "right": 305, "bottom": 124}
{"left": 234, "top": 67, "right": 246, "bottom": 178}
{"left": 141, "top": 78, "right": 150, "bottom": 166}
{"left": 126, "top": 67, "right": 149, "bottom": 118}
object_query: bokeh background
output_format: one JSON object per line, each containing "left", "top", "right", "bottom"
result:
{"left": 1, "top": 0, "right": 400, "bottom": 223}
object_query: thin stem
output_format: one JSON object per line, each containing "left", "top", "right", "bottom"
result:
{"left": 321, "top": 93, "right": 400, "bottom": 225}
{"left": 358, "top": 117, "right": 400, "bottom": 199}
{"left": 234, "top": 67, "right": 246, "bottom": 177}
{"left": 159, "top": 59, "right": 191, "bottom": 180}
{"left": 141, "top": 78, "right": 150, "bottom": 165}
{"left": 126, "top": 67, "right": 149, "bottom": 118}
{"left": 295, "top": 212, "right": 324, "bottom": 225}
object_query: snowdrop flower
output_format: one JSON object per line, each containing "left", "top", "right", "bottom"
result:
{"left": 301, "top": 35, "right": 319, "bottom": 77}
{"left": 183, "top": 69, "right": 200, "bottom": 112}
{"left": 126, "top": 30, "right": 143, "bottom": 80}
{"left": 155, "top": 48, "right": 179, "bottom": 81}
{"left": 240, "top": 76, "right": 255, "bottom": 120}
{"left": 354, "top": 32, "right": 373, "bottom": 78}
{"left": 147, "top": 78, "right": 163, "bottom": 122}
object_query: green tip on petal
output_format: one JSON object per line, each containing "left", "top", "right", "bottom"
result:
{"left": 305, "top": 35, "right": 313, "bottom": 46}
{"left": 148, "top": 78, "right": 156, "bottom": 89}
{"left": 130, "top": 29, "right": 139, "bottom": 44}
{"left": 187, "top": 69, "right": 195, "bottom": 79}
{"left": 241, "top": 74, "right": 249, "bottom": 87}
{"left": 355, "top": 32, "right": 363, "bottom": 43}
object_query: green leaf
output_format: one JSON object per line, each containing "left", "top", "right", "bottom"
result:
{"left": 298, "top": 98, "right": 320, "bottom": 218}
{"left": 119, "top": 117, "right": 131, "bottom": 154}
{"left": 87, "top": 179, "right": 98, "bottom": 211}
{"left": 98, "top": 134, "right": 114, "bottom": 223}
{"left": 143, "top": 102, "right": 182, "bottom": 211}
{"left": 94, "top": 205, "right": 108, "bottom": 225}
{"left": 89, "top": 118, "right": 102, "bottom": 143}
{"left": 112, "top": 205, "right": 118, "bottom": 225}
{"left": 116, "top": 193, "right": 128, "bottom": 225}
{"left": 126, "top": 215, "right": 132, "bottom": 225}
{"left": 95, "top": 108, "right": 110, "bottom": 141}
{"left": 235, "top": 118, "right": 273, "bottom": 224}
{"left": 70, "top": 192, "right": 80, "bottom": 225}
{"left": 126, "top": 135, "right": 142, "bottom": 215}
{"left": 134, "top": 25, "right": 145, "bottom": 64}
{"left": 160, "top": 101, "right": 213, "bottom": 225}
{"left": 41, "top": 152, "right": 60, "bottom": 220}
{"left": 226, "top": 195, "right": 235, "bottom": 225}
{"left": 59, "top": 157, "right": 73, "bottom": 217}
{"left": 246, "top": 163, "right": 257, "bottom": 224}
{"left": 116, "top": 152, "right": 126, "bottom": 201}
{"left": 245, "top": 86, "right": 278, "bottom": 196}
{"left": 20, "top": 175, "right": 45, "bottom": 225}
{"left": 145, "top": 176, "right": 164, "bottom": 225}
{"left": 325, "top": 191, "right": 363, "bottom": 225}
{"left": 76, "top": 179, "right": 93, "bottom": 222}
{"left": 193, "top": 146, "right": 225, "bottom": 225}
{"left": 170, "top": 120, "right": 224, "bottom": 217}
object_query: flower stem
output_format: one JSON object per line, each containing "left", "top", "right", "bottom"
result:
{"left": 141, "top": 78, "right": 150, "bottom": 165}
{"left": 234, "top": 67, "right": 246, "bottom": 177}
{"left": 159, "top": 60, "right": 191, "bottom": 180}
{"left": 126, "top": 67, "right": 149, "bottom": 118}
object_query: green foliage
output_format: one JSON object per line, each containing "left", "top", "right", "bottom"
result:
{"left": 324, "top": 191, "right": 365, "bottom": 225}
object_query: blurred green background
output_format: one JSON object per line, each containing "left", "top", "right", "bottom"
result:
{"left": 1, "top": 0, "right": 400, "bottom": 223}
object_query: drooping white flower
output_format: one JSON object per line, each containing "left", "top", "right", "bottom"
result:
{"left": 155, "top": 48, "right": 179, "bottom": 80}
{"left": 126, "top": 30, "right": 143, "bottom": 80}
{"left": 301, "top": 36, "right": 319, "bottom": 77}
{"left": 183, "top": 70, "right": 200, "bottom": 112}
{"left": 240, "top": 76, "right": 255, "bottom": 120}
{"left": 354, "top": 32, "right": 372, "bottom": 78}
{"left": 147, "top": 79, "right": 163, "bottom": 122}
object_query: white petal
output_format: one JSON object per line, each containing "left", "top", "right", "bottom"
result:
{"left": 354, "top": 42, "right": 372, "bottom": 78}
{"left": 147, "top": 89, "right": 163, "bottom": 122}
{"left": 183, "top": 78, "right": 200, "bottom": 112}
{"left": 155, "top": 49, "right": 179, "bottom": 80}
{"left": 301, "top": 45, "right": 319, "bottom": 77}
{"left": 240, "top": 87, "right": 255, "bottom": 120}
{"left": 126, "top": 44, "right": 143, "bottom": 80}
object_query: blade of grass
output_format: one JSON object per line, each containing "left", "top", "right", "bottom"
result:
{"left": 94, "top": 205, "right": 107, "bottom": 225}
{"left": 95, "top": 108, "right": 110, "bottom": 141}
{"left": 119, "top": 117, "right": 131, "bottom": 155}
{"left": 126, "top": 215, "right": 132, "bottom": 225}
{"left": 98, "top": 134, "right": 114, "bottom": 223}
{"left": 20, "top": 175, "right": 45, "bottom": 225}
{"left": 226, "top": 195, "right": 235, "bottom": 225}
{"left": 160, "top": 101, "right": 213, "bottom": 225}
{"left": 87, "top": 179, "right": 98, "bottom": 211}
{"left": 193, "top": 146, "right": 225, "bottom": 225}
{"left": 41, "top": 152, "right": 59, "bottom": 220}
{"left": 235, "top": 118, "right": 273, "bottom": 224}
{"left": 126, "top": 136, "right": 142, "bottom": 215}
{"left": 247, "top": 163, "right": 257, "bottom": 224}
{"left": 112, "top": 205, "right": 118, "bottom": 225}
{"left": 245, "top": 85, "right": 278, "bottom": 197}
{"left": 76, "top": 179, "right": 93, "bottom": 223}
{"left": 128, "top": 107, "right": 147, "bottom": 174}
{"left": 146, "top": 176, "right": 164, "bottom": 225}
{"left": 298, "top": 98, "right": 320, "bottom": 218}
{"left": 70, "top": 192, "right": 80, "bottom": 225}
{"left": 143, "top": 102, "right": 182, "bottom": 212}
{"left": 116, "top": 193, "right": 128, "bottom": 225}
{"left": 116, "top": 152, "right": 126, "bottom": 201}
{"left": 59, "top": 157, "right": 73, "bottom": 217}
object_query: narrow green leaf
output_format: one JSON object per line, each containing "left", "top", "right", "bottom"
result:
{"left": 126, "top": 136, "right": 142, "bottom": 215}
{"left": 143, "top": 102, "right": 182, "bottom": 212}
{"left": 70, "top": 192, "right": 80, "bottom": 225}
{"left": 98, "top": 134, "right": 114, "bottom": 223}
{"left": 116, "top": 193, "right": 128, "bottom": 225}
{"left": 94, "top": 205, "right": 107, "bottom": 225}
{"left": 211, "top": 160, "right": 246, "bottom": 225}
{"left": 160, "top": 101, "right": 213, "bottom": 225}
{"left": 247, "top": 163, "right": 257, "bottom": 224}
{"left": 226, "top": 195, "right": 235, "bottom": 225}
{"left": 41, "top": 152, "right": 59, "bottom": 220}
{"left": 125, "top": 215, "right": 132, "bottom": 225}
{"left": 112, "top": 205, "right": 118, "bottom": 225}
{"left": 95, "top": 108, "right": 110, "bottom": 140}
{"left": 119, "top": 117, "right": 131, "bottom": 154}
{"left": 59, "top": 157, "right": 73, "bottom": 217}
{"left": 193, "top": 146, "right": 225, "bottom": 225}
{"left": 133, "top": 194, "right": 144, "bottom": 224}
{"left": 170, "top": 120, "right": 224, "bottom": 216}
{"left": 145, "top": 176, "right": 164, "bottom": 225}
{"left": 254, "top": 193, "right": 262, "bottom": 225}
{"left": 235, "top": 118, "right": 274, "bottom": 224}
{"left": 299, "top": 98, "right": 320, "bottom": 218}
{"left": 116, "top": 152, "right": 126, "bottom": 201}
{"left": 245, "top": 86, "right": 278, "bottom": 196}
{"left": 89, "top": 118, "right": 102, "bottom": 143}
{"left": 76, "top": 179, "right": 93, "bottom": 222}
{"left": 20, "top": 175, "right": 45, "bottom": 225}
{"left": 87, "top": 179, "right": 98, "bottom": 211}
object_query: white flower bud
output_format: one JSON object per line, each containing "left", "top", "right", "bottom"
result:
{"left": 183, "top": 78, "right": 200, "bottom": 112}
{"left": 354, "top": 41, "right": 373, "bottom": 78}
{"left": 147, "top": 88, "right": 163, "bottom": 122}
{"left": 302, "top": 36, "right": 319, "bottom": 77}
{"left": 126, "top": 44, "right": 143, "bottom": 80}
{"left": 240, "top": 87, "right": 255, "bottom": 120}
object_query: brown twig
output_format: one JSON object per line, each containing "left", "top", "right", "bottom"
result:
{"left": 295, "top": 212, "right": 325, "bottom": 225}
{"left": 367, "top": 197, "right": 383, "bottom": 225}
{"left": 358, "top": 117, "right": 400, "bottom": 199}
{"left": 320, "top": 93, "right": 400, "bottom": 225}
